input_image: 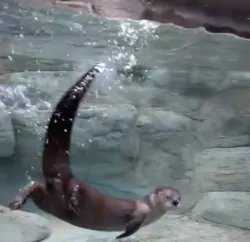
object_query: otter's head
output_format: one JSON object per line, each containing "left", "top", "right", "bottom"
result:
{"left": 155, "top": 187, "right": 181, "bottom": 211}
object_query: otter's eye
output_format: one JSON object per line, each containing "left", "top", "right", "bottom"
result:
{"left": 166, "top": 196, "right": 171, "bottom": 200}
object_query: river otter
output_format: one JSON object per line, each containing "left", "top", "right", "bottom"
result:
{"left": 8, "top": 63, "right": 181, "bottom": 239}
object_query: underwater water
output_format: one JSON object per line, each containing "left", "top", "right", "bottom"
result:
{"left": 0, "top": 0, "right": 250, "bottom": 241}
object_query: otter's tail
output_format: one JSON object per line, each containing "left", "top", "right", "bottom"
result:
{"left": 41, "top": 63, "right": 105, "bottom": 182}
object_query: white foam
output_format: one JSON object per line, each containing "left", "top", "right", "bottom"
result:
{"left": 95, "top": 63, "right": 106, "bottom": 73}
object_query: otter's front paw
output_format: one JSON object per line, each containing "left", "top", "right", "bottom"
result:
{"left": 68, "top": 184, "right": 80, "bottom": 216}
{"left": 8, "top": 196, "right": 26, "bottom": 210}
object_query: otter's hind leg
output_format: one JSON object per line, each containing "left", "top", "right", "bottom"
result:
{"left": 8, "top": 181, "right": 45, "bottom": 210}
{"left": 68, "top": 184, "right": 81, "bottom": 216}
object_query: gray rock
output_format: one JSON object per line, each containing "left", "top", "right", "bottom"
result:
{"left": 135, "top": 108, "right": 197, "bottom": 156}
{"left": 11, "top": 104, "right": 51, "bottom": 169}
{"left": 193, "top": 147, "right": 250, "bottom": 192}
{"left": 0, "top": 101, "right": 14, "bottom": 157}
{"left": 191, "top": 191, "right": 250, "bottom": 230}
{"left": 44, "top": 214, "right": 249, "bottom": 242}
{"left": 136, "top": 108, "right": 194, "bottom": 134}
{"left": 132, "top": 141, "right": 181, "bottom": 186}
{"left": 0, "top": 205, "right": 51, "bottom": 242}
{"left": 195, "top": 87, "right": 250, "bottom": 149}
{"left": 73, "top": 103, "right": 138, "bottom": 149}
{"left": 119, "top": 82, "right": 201, "bottom": 113}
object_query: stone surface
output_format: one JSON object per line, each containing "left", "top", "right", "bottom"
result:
{"left": 43, "top": 214, "right": 248, "bottom": 242}
{"left": 0, "top": 205, "right": 51, "bottom": 242}
{"left": 193, "top": 147, "right": 250, "bottom": 192}
{"left": 191, "top": 191, "right": 250, "bottom": 230}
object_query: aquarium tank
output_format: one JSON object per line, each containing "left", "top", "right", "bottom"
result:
{"left": 0, "top": 0, "right": 249, "bottom": 241}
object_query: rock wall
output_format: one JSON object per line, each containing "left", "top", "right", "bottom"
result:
{"left": 1, "top": 204, "right": 249, "bottom": 242}
{"left": 0, "top": 205, "right": 51, "bottom": 242}
{"left": 42, "top": 213, "right": 250, "bottom": 242}
{"left": 1, "top": 66, "right": 250, "bottom": 232}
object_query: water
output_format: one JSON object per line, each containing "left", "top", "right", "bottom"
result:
{"left": 0, "top": 0, "right": 250, "bottom": 241}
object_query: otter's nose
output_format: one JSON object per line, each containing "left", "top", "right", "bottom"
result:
{"left": 172, "top": 200, "right": 179, "bottom": 207}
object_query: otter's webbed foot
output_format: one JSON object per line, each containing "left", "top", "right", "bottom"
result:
{"left": 9, "top": 195, "right": 26, "bottom": 210}
{"left": 68, "top": 184, "right": 81, "bottom": 216}
{"left": 116, "top": 214, "right": 145, "bottom": 239}
{"left": 8, "top": 181, "right": 42, "bottom": 210}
